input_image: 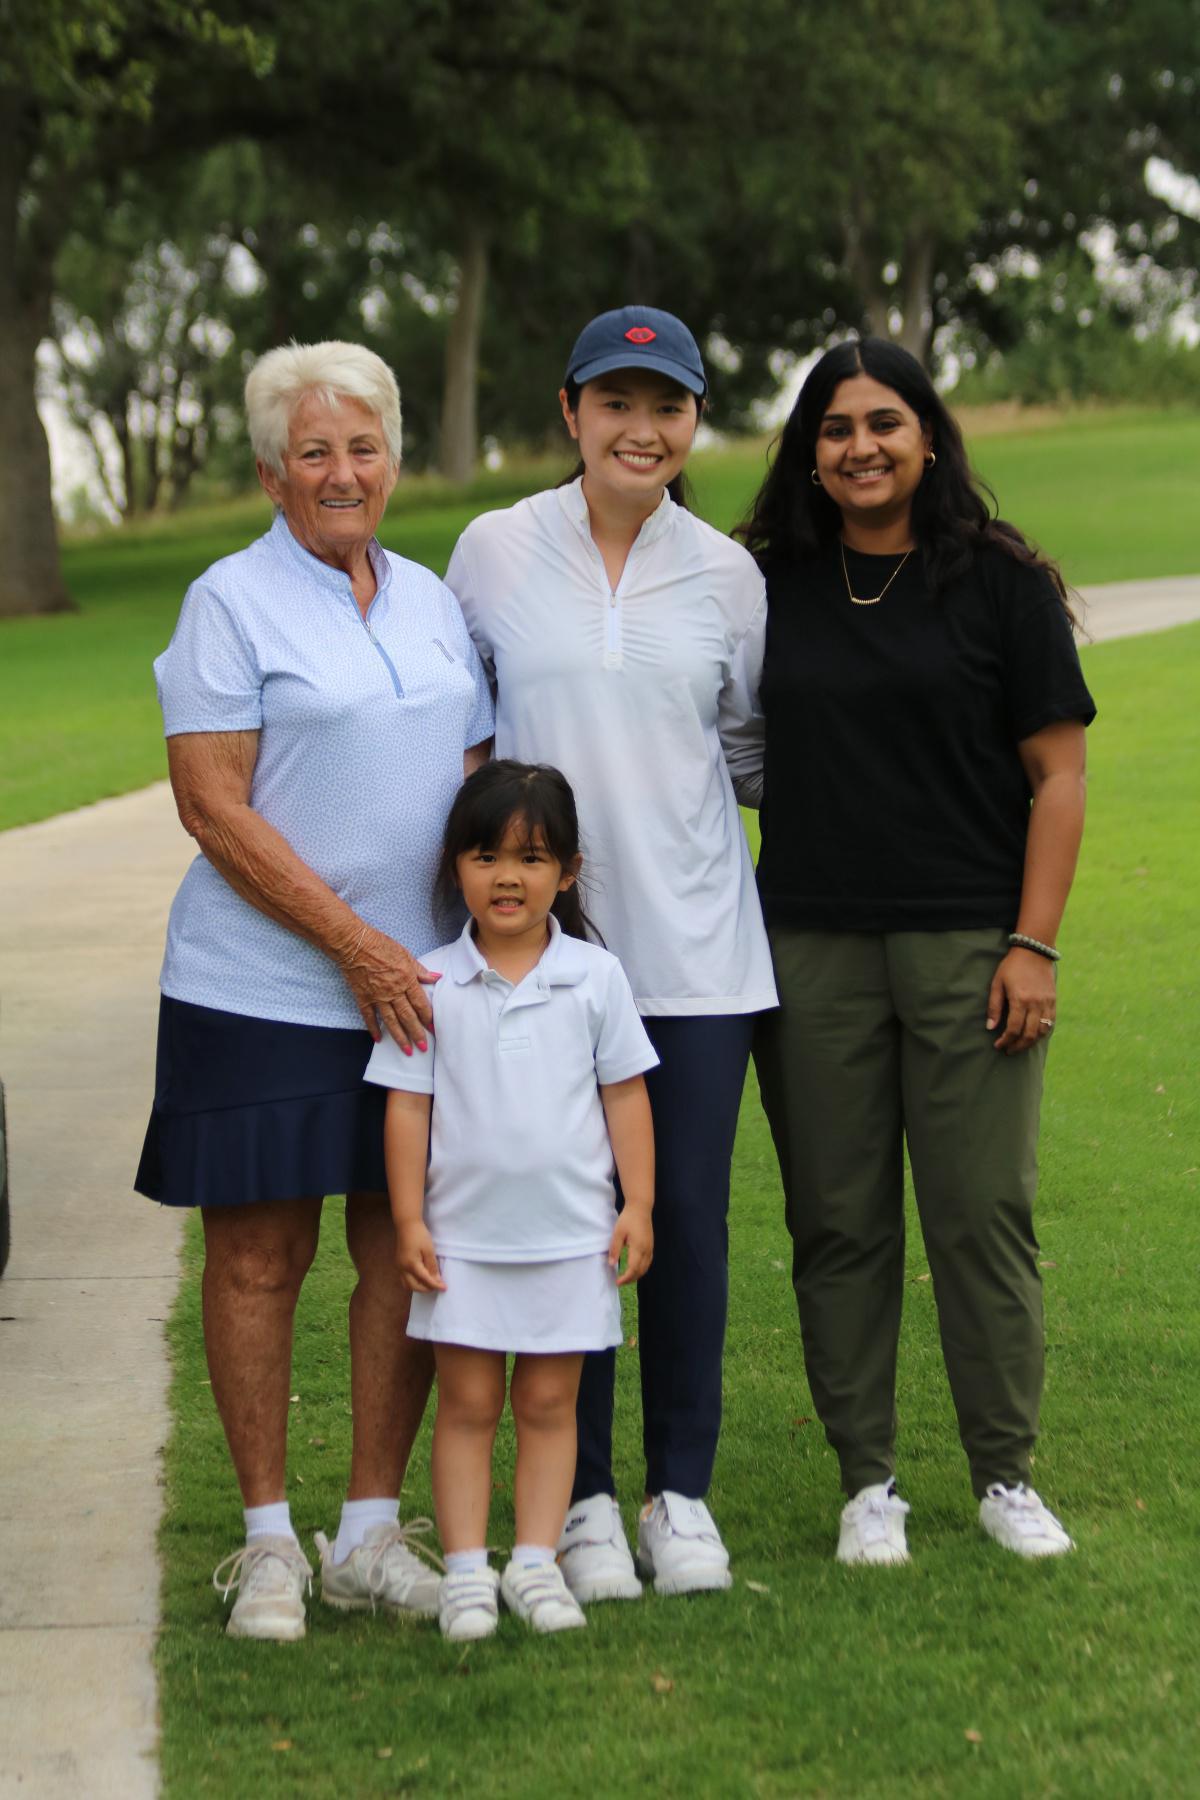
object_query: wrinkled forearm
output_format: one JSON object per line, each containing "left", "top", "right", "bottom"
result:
{"left": 185, "top": 798, "right": 364, "bottom": 964}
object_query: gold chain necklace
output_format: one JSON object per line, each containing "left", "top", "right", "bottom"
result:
{"left": 840, "top": 540, "right": 913, "bottom": 606}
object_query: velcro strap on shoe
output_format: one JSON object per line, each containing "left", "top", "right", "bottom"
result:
{"left": 659, "top": 1492, "right": 719, "bottom": 1538}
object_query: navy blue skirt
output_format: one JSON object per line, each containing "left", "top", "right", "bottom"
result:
{"left": 135, "top": 997, "right": 389, "bottom": 1208}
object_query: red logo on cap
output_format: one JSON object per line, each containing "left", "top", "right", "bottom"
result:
{"left": 625, "top": 326, "right": 657, "bottom": 343}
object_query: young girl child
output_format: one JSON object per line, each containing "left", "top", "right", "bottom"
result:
{"left": 364, "top": 761, "right": 658, "bottom": 1639}
{"left": 445, "top": 307, "right": 775, "bottom": 1603}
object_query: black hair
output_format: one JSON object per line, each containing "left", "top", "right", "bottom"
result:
{"left": 558, "top": 374, "right": 703, "bottom": 511}
{"left": 735, "top": 337, "right": 1075, "bottom": 620}
{"left": 436, "top": 760, "right": 600, "bottom": 943}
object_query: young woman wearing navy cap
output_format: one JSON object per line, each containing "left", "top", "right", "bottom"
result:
{"left": 445, "top": 307, "right": 776, "bottom": 1601}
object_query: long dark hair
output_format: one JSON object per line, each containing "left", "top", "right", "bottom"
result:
{"left": 735, "top": 338, "right": 1075, "bottom": 618}
{"left": 436, "top": 761, "right": 599, "bottom": 943}
{"left": 558, "top": 375, "right": 702, "bottom": 511}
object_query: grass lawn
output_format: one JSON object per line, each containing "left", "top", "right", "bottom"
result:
{"left": 155, "top": 615, "right": 1200, "bottom": 1796}
{"left": 3, "top": 407, "right": 1198, "bottom": 1790}
{"left": 2, "top": 407, "right": 1199, "bottom": 831}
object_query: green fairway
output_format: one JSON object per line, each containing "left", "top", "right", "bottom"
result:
{"left": 4, "top": 415, "right": 1197, "bottom": 1791}
{"left": 2, "top": 408, "right": 1198, "bottom": 832}
{"left": 154, "top": 620, "right": 1200, "bottom": 1797}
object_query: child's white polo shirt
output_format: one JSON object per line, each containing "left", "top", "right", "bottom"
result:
{"left": 364, "top": 918, "right": 658, "bottom": 1263}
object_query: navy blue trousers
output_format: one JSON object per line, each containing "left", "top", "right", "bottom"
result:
{"left": 572, "top": 1014, "right": 755, "bottom": 1502}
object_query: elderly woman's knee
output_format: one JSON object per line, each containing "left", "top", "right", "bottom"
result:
{"left": 203, "top": 1206, "right": 320, "bottom": 1301}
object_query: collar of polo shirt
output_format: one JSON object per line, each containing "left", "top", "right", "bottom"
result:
{"left": 444, "top": 913, "right": 590, "bottom": 989}
{"left": 556, "top": 474, "right": 675, "bottom": 554}
{"left": 270, "top": 510, "right": 392, "bottom": 601}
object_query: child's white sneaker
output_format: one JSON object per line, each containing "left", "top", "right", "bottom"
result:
{"left": 501, "top": 1560, "right": 587, "bottom": 1633}
{"left": 979, "top": 1483, "right": 1074, "bottom": 1557}
{"left": 438, "top": 1567, "right": 500, "bottom": 1640}
{"left": 557, "top": 1493, "right": 642, "bottom": 1602}
{"left": 637, "top": 1492, "right": 732, "bottom": 1595}
{"left": 836, "top": 1483, "right": 911, "bottom": 1566}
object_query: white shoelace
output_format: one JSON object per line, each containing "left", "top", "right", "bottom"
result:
{"left": 353, "top": 1518, "right": 444, "bottom": 1599}
{"left": 851, "top": 1490, "right": 910, "bottom": 1547}
{"left": 212, "top": 1539, "right": 311, "bottom": 1601}
{"left": 985, "top": 1484, "right": 1063, "bottom": 1537}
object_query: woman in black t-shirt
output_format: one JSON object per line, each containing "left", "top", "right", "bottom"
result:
{"left": 737, "top": 338, "right": 1095, "bottom": 1568}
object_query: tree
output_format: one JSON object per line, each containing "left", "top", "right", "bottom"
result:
{"left": 0, "top": 0, "right": 268, "bottom": 613}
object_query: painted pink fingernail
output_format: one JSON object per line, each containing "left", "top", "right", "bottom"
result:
{"left": 402, "top": 1044, "right": 412, "bottom": 1056}
{"left": 416, "top": 1040, "right": 428, "bottom": 1052}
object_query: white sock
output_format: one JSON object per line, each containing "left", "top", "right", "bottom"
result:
{"left": 510, "top": 1543, "right": 556, "bottom": 1568}
{"left": 445, "top": 1548, "right": 489, "bottom": 1574}
{"left": 332, "top": 1497, "right": 400, "bottom": 1565}
{"left": 244, "top": 1502, "right": 296, "bottom": 1544}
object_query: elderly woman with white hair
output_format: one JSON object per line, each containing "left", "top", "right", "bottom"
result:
{"left": 136, "top": 341, "right": 494, "bottom": 1640}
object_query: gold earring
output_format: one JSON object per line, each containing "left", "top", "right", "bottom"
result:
{"left": 810, "top": 469, "right": 822, "bottom": 486}
{"left": 924, "top": 451, "right": 937, "bottom": 468}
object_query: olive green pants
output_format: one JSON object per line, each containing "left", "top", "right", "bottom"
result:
{"left": 755, "top": 927, "right": 1048, "bottom": 1500}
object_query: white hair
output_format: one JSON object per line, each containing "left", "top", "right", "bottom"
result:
{"left": 245, "top": 341, "right": 403, "bottom": 474}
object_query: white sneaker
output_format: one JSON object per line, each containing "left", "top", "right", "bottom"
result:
{"left": 438, "top": 1567, "right": 501, "bottom": 1640}
{"left": 837, "top": 1483, "right": 911, "bottom": 1566}
{"left": 637, "top": 1492, "right": 732, "bottom": 1595}
{"left": 557, "top": 1493, "right": 642, "bottom": 1602}
{"left": 314, "top": 1519, "right": 441, "bottom": 1617}
{"left": 212, "top": 1535, "right": 313, "bottom": 1641}
{"left": 501, "top": 1560, "right": 588, "bottom": 1633}
{"left": 979, "top": 1483, "right": 1074, "bottom": 1558}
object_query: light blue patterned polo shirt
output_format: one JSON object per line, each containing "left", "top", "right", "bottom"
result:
{"left": 154, "top": 513, "right": 494, "bottom": 1028}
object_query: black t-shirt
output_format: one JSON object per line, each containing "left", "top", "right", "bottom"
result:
{"left": 757, "top": 539, "right": 1097, "bottom": 932}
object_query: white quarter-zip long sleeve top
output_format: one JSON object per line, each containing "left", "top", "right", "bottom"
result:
{"left": 445, "top": 479, "right": 777, "bottom": 1016}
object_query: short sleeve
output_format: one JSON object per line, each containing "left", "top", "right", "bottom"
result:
{"left": 445, "top": 530, "right": 497, "bottom": 686}
{"left": 363, "top": 1030, "right": 436, "bottom": 1094}
{"left": 441, "top": 586, "right": 495, "bottom": 747}
{"left": 718, "top": 582, "right": 767, "bottom": 807}
{"left": 996, "top": 561, "right": 1097, "bottom": 742}
{"left": 593, "top": 959, "right": 660, "bottom": 1086}
{"left": 154, "top": 580, "right": 263, "bottom": 737}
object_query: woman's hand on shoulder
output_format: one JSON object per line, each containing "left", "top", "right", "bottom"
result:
{"left": 986, "top": 947, "right": 1056, "bottom": 1054}
{"left": 338, "top": 924, "right": 440, "bottom": 1050}
{"left": 394, "top": 1219, "right": 446, "bottom": 1293}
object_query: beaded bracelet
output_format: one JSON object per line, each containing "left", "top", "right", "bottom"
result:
{"left": 1009, "top": 933, "right": 1061, "bottom": 962}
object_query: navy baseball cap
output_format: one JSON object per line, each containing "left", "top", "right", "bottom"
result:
{"left": 564, "top": 306, "right": 707, "bottom": 397}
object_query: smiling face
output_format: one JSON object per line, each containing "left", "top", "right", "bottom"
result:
{"left": 456, "top": 819, "right": 580, "bottom": 957}
{"left": 560, "top": 367, "right": 698, "bottom": 511}
{"left": 813, "top": 373, "right": 931, "bottom": 535}
{"left": 257, "top": 391, "right": 398, "bottom": 568}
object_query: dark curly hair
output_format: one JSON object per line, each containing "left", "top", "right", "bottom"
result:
{"left": 735, "top": 338, "right": 1074, "bottom": 619}
{"left": 436, "top": 760, "right": 600, "bottom": 944}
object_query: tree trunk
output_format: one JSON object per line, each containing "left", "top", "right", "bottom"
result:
{"left": 114, "top": 400, "right": 137, "bottom": 516}
{"left": 438, "top": 223, "right": 489, "bottom": 484}
{"left": 897, "top": 231, "right": 935, "bottom": 365}
{"left": 843, "top": 205, "right": 891, "bottom": 341}
{"left": 0, "top": 93, "right": 74, "bottom": 616}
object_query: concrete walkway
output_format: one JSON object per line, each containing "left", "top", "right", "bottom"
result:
{"left": 0, "top": 571, "right": 1197, "bottom": 1798}
{"left": 0, "top": 787, "right": 193, "bottom": 1798}
{"left": 1076, "top": 573, "right": 1200, "bottom": 642}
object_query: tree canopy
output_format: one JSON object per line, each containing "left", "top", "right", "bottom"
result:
{"left": 2, "top": 0, "right": 1197, "bottom": 614}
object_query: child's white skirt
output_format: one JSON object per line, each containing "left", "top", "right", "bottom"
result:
{"left": 407, "top": 1252, "right": 623, "bottom": 1353}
